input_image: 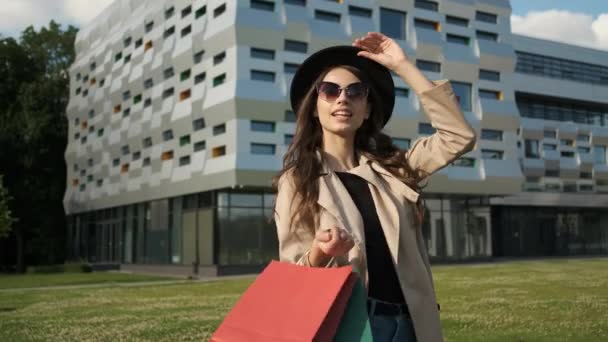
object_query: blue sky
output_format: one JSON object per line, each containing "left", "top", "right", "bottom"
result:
{"left": 1, "top": 1, "right": 607, "bottom": 50}
{"left": 511, "top": 0, "right": 607, "bottom": 17}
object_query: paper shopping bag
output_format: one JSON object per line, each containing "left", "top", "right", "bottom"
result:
{"left": 334, "top": 274, "right": 373, "bottom": 341}
{"left": 210, "top": 260, "right": 357, "bottom": 342}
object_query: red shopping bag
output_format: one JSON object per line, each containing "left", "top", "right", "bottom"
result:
{"left": 210, "top": 260, "right": 357, "bottom": 342}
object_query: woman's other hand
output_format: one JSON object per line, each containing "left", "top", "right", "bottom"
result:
{"left": 309, "top": 226, "right": 355, "bottom": 266}
{"left": 352, "top": 32, "right": 412, "bottom": 72}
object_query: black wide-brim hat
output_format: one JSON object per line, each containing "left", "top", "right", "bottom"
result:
{"left": 289, "top": 45, "right": 395, "bottom": 127}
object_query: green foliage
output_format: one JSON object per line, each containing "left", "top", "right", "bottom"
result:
{"left": 0, "top": 20, "right": 78, "bottom": 269}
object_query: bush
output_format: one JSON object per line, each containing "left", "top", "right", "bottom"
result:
{"left": 26, "top": 263, "right": 93, "bottom": 274}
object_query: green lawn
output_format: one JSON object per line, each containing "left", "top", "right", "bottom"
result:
{"left": 0, "top": 272, "right": 174, "bottom": 289}
{"left": 0, "top": 258, "right": 607, "bottom": 341}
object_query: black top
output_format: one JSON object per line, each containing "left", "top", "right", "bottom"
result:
{"left": 334, "top": 171, "right": 406, "bottom": 304}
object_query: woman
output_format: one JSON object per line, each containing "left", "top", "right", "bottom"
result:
{"left": 273, "top": 32, "right": 476, "bottom": 342}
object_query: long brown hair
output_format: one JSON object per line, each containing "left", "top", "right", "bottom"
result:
{"left": 272, "top": 65, "right": 427, "bottom": 235}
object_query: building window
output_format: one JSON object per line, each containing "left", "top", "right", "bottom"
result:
{"left": 416, "top": 60, "right": 441, "bottom": 72}
{"left": 195, "top": 6, "right": 206, "bottom": 19}
{"left": 479, "top": 69, "right": 500, "bottom": 81}
{"left": 480, "top": 129, "right": 503, "bottom": 141}
{"left": 251, "top": 70, "right": 275, "bottom": 82}
{"left": 545, "top": 169, "right": 560, "bottom": 177}
{"left": 96, "top": 179, "right": 103, "bottom": 187}
{"left": 213, "top": 124, "right": 226, "bottom": 135}
{"left": 577, "top": 134, "right": 589, "bottom": 143}
{"left": 477, "top": 30, "right": 498, "bottom": 41}
{"left": 525, "top": 139, "right": 540, "bottom": 158}
{"left": 133, "top": 94, "right": 142, "bottom": 104}
{"left": 182, "top": 5, "right": 192, "bottom": 18}
{"left": 165, "top": 6, "right": 175, "bottom": 19}
{"left": 163, "top": 129, "right": 174, "bottom": 141}
{"left": 194, "top": 140, "right": 206, "bottom": 152}
{"left": 594, "top": 146, "right": 607, "bottom": 164}
{"left": 516, "top": 51, "right": 608, "bottom": 86}
{"left": 113, "top": 158, "right": 120, "bottom": 167}
{"left": 516, "top": 93, "right": 608, "bottom": 125}
{"left": 285, "top": 110, "right": 296, "bottom": 122}
{"left": 561, "top": 139, "right": 574, "bottom": 147}
{"left": 213, "top": 74, "right": 226, "bottom": 87}
{"left": 580, "top": 184, "right": 593, "bottom": 192}
{"left": 163, "top": 26, "right": 175, "bottom": 39}
{"left": 122, "top": 108, "right": 130, "bottom": 118}
{"left": 395, "top": 87, "right": 409, "bottom": 97}
{"left": 143, "top": 157, "right": 151, "bottom": 167}
{"left": 481, "top": 149, "right": 504, "bottom": 160}
{"left": 284, "top": 39, "right": 307, "bottom": 53}
{"left": 315, "top": 10, "right": 341, "bottom": 22}
{"left": 194, "top": 72, "right": 206, "bottom": 84}
{"left": 123, "top": 37, "right": 132, "bottom": 47}
{"left": 193, "top": 118, "right": 205, "bottom": 131}
{"left": 251, "top": 120, "right": 275, "bottom": 132}
{"left": 144, "top": 78, "right": 154, "bottom": 89}
{"left": 251, "top": 143, "right": 276, "bottom": 155}
{"left": 181, "top": 25, "right": 192, "bottom": 37}
{"left": 414, "top": 18, "right": 439, "bottom": 31}
{"left": 180, "top": 69, "right": 191, "bottom": 81}
{"left": 392, "top": 138, "right": 411, "bottom": 149}
{"left": 122, "top": 91, "right": 131, "bottom": 101}
{"left": 194, "top": 50, "right": 205, "bottom": 64}
{"left": 561, "top": 151, "right": 575, "bottom": 158}
{"left": 284, "top": 134, "right": 294, "bottom": 145}
{"left": 452, "top": 157, "right": 475, "bottom": 167}
{"left": 97, "top": 128, "right": 104, "bottom": 137}
{"left": 179, "top": 89, "right": 191, "bottom": 101}
{"left": 349, "top": 6, "right": 372, "bottom": 18}
{"left": 451, "top": 81, "right": 472, "bottom": 111}
{"left": 284, "top": 63, "right": 299, "bottom": 74}
{"left": 214, "top": 4, "right": 226, "bottom": 18}
{"left": 251, "top": 0, "right": 274, "bottom": 11}
{"left": 212, "top": 145, "right": 226, "bottom": 157}
{"left": 114, "top": 52, "right": 122, "bottom": 62}
{"left": 380, "top": 8, "right": 406, "bottom": 40}
{"left": 580, "top": 172, "right": 593, "bottom": 179}
{"left": 285, "top": 0, "right": 306, "bottom": 6}
{"left": 479, "top": 89, "right": 502, "bottom": 100}
{"left": 213, "top": 52, "right": 226, "bottom": 65}
{"left": 476, "top": 11, "right": 498, "bottom": 24}
{"left": 133, "top": 151, "right": 141, "bottom": 160}
{"left": 144, "top": 98, "right": 152, "bottom": 108}
{"left": 162, "top": 88, "right": 174, "bottom": 99}
{"left": 180, "top": 135, "right": 191, "bottom": 146}
{"left": 415, "top": 0, "right": 438, "bottom": 11}
{"left": 543, "top": 143, "right": 557, "bottom": 151}
{"left": 164, "top": 67, "right": 174, "bottom": 79}
{"left": 446, "top": 15, "right": 468, "bottom": 27}
{"left": 143, "top": 137, "right": 153, "bottom": 148}
{"left": 179, "top": 156, "right": 191, "bottom": 166}
{"left": 447, "top": 34, "right": 470, "bottom": 45}
{"left": 418, "top": 123, "right": 436, "bottom": 135}
{"left": 162, "top": 150, "right": 174, "bottom": 161}
{"left": 251, "top": 47, "right": 275, "bottom": 60}
{"left": 145, "top": 21, "right": 154, "bottom": 33}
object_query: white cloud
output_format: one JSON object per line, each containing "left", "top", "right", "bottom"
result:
{"left": 511, "top": 10, "right": 608, "bottom": 51}
{"left": 0, "top": 0, "right": 111, "bottom": 38}
{"left": 63, "top": 0, "right": 114, "bottom": 26}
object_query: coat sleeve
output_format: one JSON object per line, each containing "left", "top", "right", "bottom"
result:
{"left": 274, "top": 172, "right": 339, "bottom": 267}
{"left": 404, "top": 80, "right": 476, "bottom": 179}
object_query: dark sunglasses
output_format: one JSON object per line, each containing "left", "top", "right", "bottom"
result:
{"left": 316, "top": 81, "right": 369, "bottom": 103}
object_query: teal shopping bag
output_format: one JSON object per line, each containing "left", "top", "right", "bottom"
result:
{"left": 334, "top": 274, "right": 373, "bottom": 341}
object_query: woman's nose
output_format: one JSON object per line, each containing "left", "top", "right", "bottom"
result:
{"left": 336, "top": 89, "right": 349, "bottom": 103}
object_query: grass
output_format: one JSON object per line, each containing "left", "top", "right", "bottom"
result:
{"left": 0, "top": 272, "right": 174, "bottom": 289}
{"left": 0, "top": 258, "right": 607, "bottom": 341}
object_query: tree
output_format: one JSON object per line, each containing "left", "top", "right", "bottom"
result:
{"left": 0, "top": 21, "right": 78, "bottom": 272}
{"left": 0, "top": 175, "right": 15, "bottom": 239}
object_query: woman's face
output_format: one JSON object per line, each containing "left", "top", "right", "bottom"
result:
{"left": 315, "top": 67, "right": 370, "bottom": 139}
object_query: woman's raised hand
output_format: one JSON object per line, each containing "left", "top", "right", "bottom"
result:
{"left": 352, "top": 32, "right": 412, "bottom": 72}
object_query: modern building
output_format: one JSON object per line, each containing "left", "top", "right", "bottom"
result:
{"left": 64, "top": 0, "right": 608, "bottom": 275}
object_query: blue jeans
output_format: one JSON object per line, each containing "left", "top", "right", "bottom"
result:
{"left": 368, "top": 299, "right": 418, "bottom": 342}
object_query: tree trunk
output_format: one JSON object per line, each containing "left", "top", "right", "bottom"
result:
{"left": 16, "top": 228, "right": 25, "bottom": 273}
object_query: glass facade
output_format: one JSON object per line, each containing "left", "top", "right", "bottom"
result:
{"left": 516, "top": 51, "right": 608, "bottom": 85}
{"left": 492, "top": 207, "right": 608, "bottom": 257}
{"left": 516, "top": 92, "right": 608, "bottom": 126}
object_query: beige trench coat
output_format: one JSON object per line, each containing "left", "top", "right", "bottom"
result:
{"left": 274, "top": 80, "right": 476, "bottom": 342}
